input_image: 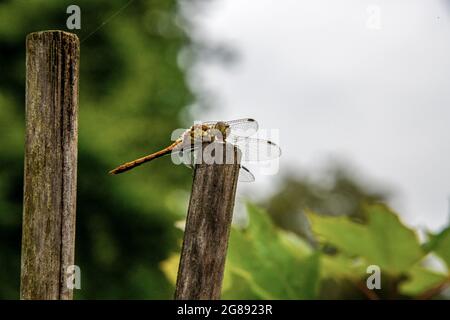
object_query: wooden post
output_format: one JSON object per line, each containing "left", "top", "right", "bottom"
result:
{"left": 21, "top": 31, "right": 79, "bottom": 300}
{"left": 175, "top": 142, "right": 241, "bottom": 300}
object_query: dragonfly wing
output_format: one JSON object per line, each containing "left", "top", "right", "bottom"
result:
{"left": 226, "top": 118, "right": 259, "bottom": 138}
{"left": 234, "top": 137, "right": 281, "bottom": 162}
{"left": 239, "top": 165, "right": 255, "bottom": 182}
{"left": 172, "top": 143, "right": 256, "bottom": 181}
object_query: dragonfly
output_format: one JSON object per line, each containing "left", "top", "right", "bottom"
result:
{"left": 109, "top": 118, "right": 281, "bottom": 182}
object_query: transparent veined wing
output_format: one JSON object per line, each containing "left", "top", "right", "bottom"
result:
{"left": 226, "top": 118, "right": 259, "bottom": 137}
{"left": 233, "top": 137, "right": 281, "bottom": 162}
{"left": 202, "top": 118, "right": 259, "bottom": 138}
{"left": 239, "top": 165, "right": 255, "bottom": 182}
{"left": 171, "top": 144, "right": 256, "bottom": 182}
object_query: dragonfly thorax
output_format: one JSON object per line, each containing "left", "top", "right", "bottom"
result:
{"left": 185, "top": 123, "right": 230, "bottom": 144}
{"left": 213, "top": 121, "right": 230, "bottom": 139}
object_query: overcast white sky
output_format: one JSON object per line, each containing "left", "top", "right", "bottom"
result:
{"left": 186, "top": 0, "right": 450, "bottom": 231}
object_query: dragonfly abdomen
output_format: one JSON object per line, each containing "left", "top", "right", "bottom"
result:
{"left": 109, "top": 140, "right": 180, "bottom": 175}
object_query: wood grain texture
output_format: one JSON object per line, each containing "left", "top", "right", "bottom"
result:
{"left": 175, "top": 143, "right": 241, "bottom": 300}
{"left": 21, "top": 31, "right": 79, "bottom": 300}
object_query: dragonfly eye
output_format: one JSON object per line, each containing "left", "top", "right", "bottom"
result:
{"left": 214, "top": 122, "right": 229, "bottom": 139}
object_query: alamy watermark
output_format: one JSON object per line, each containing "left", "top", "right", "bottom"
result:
{"left": 66, "top": 5, "right": 81, "bottom": 30}
{"left": 366, "top": 5, "right": 381, "bottom": 30}
{"left": 366, "top": 265, "right": 381, "bottom": 290}
{"left": 66, "top": 264, "right": 81, "bottom": 290}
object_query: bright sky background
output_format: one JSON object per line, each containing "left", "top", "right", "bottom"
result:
{"left": 186, "top": 0, "right": 450, "bottom": 231}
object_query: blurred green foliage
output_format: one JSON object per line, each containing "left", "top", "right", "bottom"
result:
{"left": 265, "top": 167, "right": 387, "bottom": 245}
{"left": 1, "top": 1, "right": 449, "bottom": 300}
{"left": 0, "top": 0, "right": 196, "bottom": 299}
{"left": 223, "top": 204, "right": 320, "bottom": 299}
{"left": 307, "top": 204, "right": 424, "bottom": 275}
{"left": 308, "top": 204, "right": 450, "bottom": 299}
{"left": 163, "top": 204, "right": 450, "bottom": 299}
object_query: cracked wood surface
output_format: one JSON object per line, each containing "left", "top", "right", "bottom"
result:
{"left": 175, "top": 143, "right": 240, "bottom": 300}
{"left": 21, "top": 31, "right": 79, "bottom": 300}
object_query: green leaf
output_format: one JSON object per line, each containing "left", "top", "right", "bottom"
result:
{"left": 400, "top": 265, "right": 448, "bottom": 297}
{"left": 160, "top": 253, "right": 179, "bottom": 286}
{"left": 223, "top": 204, "right": 320, "bottom": 299}
{"left": 307, "top": 204, "right": 424, "bottom": 275}
{"left": 424, "top": 227, "right": 450, "bottom": 267}
{"left": 221, "top": 268, "right": 268, "bottom": 300}
{"left": 321, "top": 254, "right": 366, "bottom": 280}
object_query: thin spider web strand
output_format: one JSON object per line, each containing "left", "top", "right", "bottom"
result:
{"left": 81, "top": 0, "right": 135, "bottom": 43}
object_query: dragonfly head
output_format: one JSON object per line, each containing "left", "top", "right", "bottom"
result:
{"left": 213, "top": 121, "right": 230, "bottom": 140}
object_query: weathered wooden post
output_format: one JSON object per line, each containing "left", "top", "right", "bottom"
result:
{"left": 175, "top": 142, "right": 241, "bottom": 300}
{"left": 21, "top": 31, "right": 79, "bottom": 300}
